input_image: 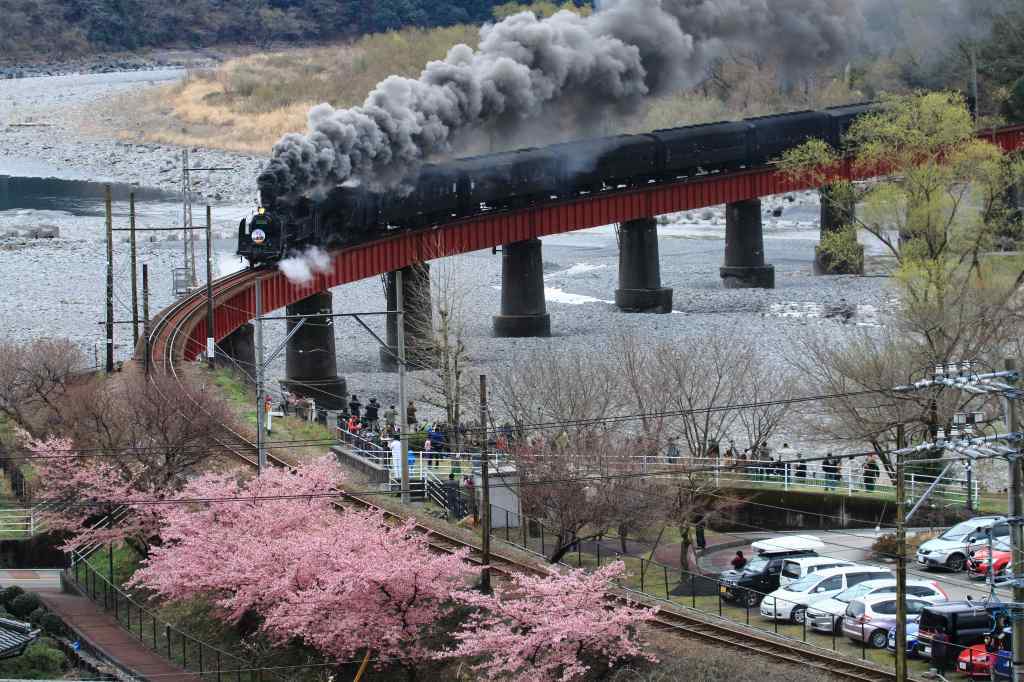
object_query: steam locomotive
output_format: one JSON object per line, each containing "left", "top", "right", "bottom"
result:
{"left": 237, "top": 103, "right": 874, "bottom": 266}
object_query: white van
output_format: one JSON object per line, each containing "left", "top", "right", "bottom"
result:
{"left": 760, "top": 564, "right": 893, "bottom": 624}
{"left": 779, "top": 556, "right": 856, "bottom": 588}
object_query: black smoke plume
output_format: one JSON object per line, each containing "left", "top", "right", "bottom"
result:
{"left": 259, "top": 0, "right": 994, "bottom": 200}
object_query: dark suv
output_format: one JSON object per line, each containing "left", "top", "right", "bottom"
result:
{"left": 719, "top": 549, "right": 818, "bottom": 607}
{"left": 916, "top": 602, "right": 999, "bottom": 668}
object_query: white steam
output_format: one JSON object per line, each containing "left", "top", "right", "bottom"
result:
{"left": 278, "top": 246, "right": 333, "bottom": 284}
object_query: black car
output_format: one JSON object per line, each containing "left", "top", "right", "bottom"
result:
{"left": 917, "top": 601, "right": 1001, "bottom": 668}
{"left": 719, "top": 548, "right": 819, "bottom": 607}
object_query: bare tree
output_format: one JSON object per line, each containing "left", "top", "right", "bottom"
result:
{"left": 0, "top": 338, "right": 86, "bottom": 434}
{"left": 736, "top": 361, "right": 793, "bottom": 454}
{"left": 59, "top": 371, "right": 234, "bottom": 493}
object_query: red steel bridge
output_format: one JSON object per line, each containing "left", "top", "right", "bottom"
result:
{"left": 148, "top": 124, "right": 1024, "bottom": 366}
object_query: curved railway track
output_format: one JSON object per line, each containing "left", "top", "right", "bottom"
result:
{"left": 146, "top": 271, "right": 912, "bottom": 682}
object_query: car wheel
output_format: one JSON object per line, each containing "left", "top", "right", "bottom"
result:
{"left": 745, "top": 591, "right": 761, "bottom": 608}
{"left": 870, "top": 629, "right": 889, "bottom": 649}
{"left": 792, "top": 607, "right": 806, "bottom": 625}
{"left": 947, "top": 554, "right": 967, "bottom": 572}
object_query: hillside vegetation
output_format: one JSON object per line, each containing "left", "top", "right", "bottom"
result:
{"left": 118, "top": 23, "right": 862, "bottom": 155}
{"left": 0, "top": 0, "right": 522, "bottom": 62}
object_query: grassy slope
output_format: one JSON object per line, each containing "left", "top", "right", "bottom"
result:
{"left": 115, "top": 22, "right": 861, "bottom": 154}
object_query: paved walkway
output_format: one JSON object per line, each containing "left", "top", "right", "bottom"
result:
{"left": 29, "top": 585, "right": 201, "bottom": 682}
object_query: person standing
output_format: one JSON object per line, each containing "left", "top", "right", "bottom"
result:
{"left": 364, "top": 398, "right": 380, "bottom": 429}
{"left": 795, "top": 455, "right": 807, "bottom": 482}
{"left": 666, "top": 437, "right": 681, "bottom": 466}
{"left": 863, "top": 454, "right": 880, "bottom": 492}
{"left": 348, "top": 394, "right": 362, "bottom": 419}
{"left": 731, "top": 551, "right": 748, "bottom": 571}
{"left": 407, "top": 400, "right": 418, "bottom": 428}
{"left": 693, "top": 513, "right": 707, "bottom": 551}
{"left": 384, "top": 404, "right": 397, "bottom": 430}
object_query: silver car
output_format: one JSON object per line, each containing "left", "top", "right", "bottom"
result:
{"left": 808, "top": 578, "right": 948, "bottom": 634}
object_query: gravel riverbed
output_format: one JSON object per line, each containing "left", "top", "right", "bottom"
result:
{"left": 0, "top": 69, "right": 919, "bottom": 469}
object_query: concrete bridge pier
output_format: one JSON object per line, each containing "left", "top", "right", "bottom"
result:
{"left": 615, "top": 217, "right": 673, "bottom": 314}
{"left": 494, "top": 238, "right": 551, "bottom": 337}
{"left": 720, "top": 199, "right": 775, "bottom": 289}
{"left": 215, "top": 322, "right": 256, "bottom": 381}
{"left": 281, "top": 291, "right": 347, "bottom": 409}
{"left": 380, "top": 264, "right": 434, "bottom": 372}
{"left": 815, "top": 184, "right": 864, "bottom": 275}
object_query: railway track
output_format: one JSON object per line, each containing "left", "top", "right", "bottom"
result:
{"left": 145, "top": 272, "right": 912, "bottom": 682}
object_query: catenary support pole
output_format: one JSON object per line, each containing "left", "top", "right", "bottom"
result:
{"left": 397, "top": 268, "right": 410, "bottom": 504}
{"left": 895, "top": 422, "right": 907, "bottom": 682}
{"left": 129, "top": 193, "right": 139, "bottom": 347}
{"left": 105, "top": 184, "right": 114, "bottom": 374}
{"left": 255, "top": 282, "right": 266, "bottom": 474}
{"left": 142, "top": 264, "right": 150, "bottom": 376}
{"left": 205, "top": 206, "right": 215, "bottom": 368}
{"left": 480, "top": 374, "right": 492, "bottom": 594}
{"left": 1005, "top": 358, "right": 1023, "bottom": 682}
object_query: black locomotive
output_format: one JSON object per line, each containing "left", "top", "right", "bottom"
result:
{"left": 238, "top": 104, "right": 874, "bottom": 265}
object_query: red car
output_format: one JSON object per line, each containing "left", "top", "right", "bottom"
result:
{"left": 967, "top": 540, "right": 1011, "bottom": 580}
{"left": 958, "top": 644, "right": 997, "bottom": 678}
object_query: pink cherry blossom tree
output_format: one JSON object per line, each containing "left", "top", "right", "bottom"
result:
{"left": 448, "top": 562, "right": 657, "bottom": 681}
{"left": 130, "top": 458, "right": 475, "bottom": 672}
{"left": 31, "top": 437, "right": 163, "bottom": 554}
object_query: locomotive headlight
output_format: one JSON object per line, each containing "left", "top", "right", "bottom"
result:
{"left": 258, "top": 207, "right": 266, "bottom": 215}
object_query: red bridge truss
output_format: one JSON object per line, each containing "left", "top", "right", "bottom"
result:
{"left": 148, "top": 125, "right": 1024, "bottom": 365}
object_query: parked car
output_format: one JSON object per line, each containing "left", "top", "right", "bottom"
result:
{"left": 916, "top": 602, "right": 1000, "bottom": 668}
{"left": 779, "top": 556, "right": 855, "bottom": 588}
{"left": 808, "top": 578, "right": 948, "bottom": 634}
{"left": 917, "top": 516, "right": 1007, "bottom": 572}
{"left": 843, "top": 594, "right": 932, "bottom": 649}
{"left": 958, "top": 627, "right": 1012, "bottom": 678}
{"left": 967, "top": 538, "right": 1013, "bottom": 580}
{"left": 887, "top": 621, "right": 921, "bottom": 658}
{"left": 719, "top": 535, "right": 825, "bottom": 607}
{"left": 760, "top": 565, "right": 892, "bottom": 624}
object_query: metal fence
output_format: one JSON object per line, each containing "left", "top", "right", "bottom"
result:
{"left": 66, "top": 552, "right": 268, "bottom": 682}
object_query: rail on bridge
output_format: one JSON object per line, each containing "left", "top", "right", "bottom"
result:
{"left": 151, "top": 124, "right": 1024, "bottom": 365}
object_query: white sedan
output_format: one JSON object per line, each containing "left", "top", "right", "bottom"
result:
{"left": 760, "top": 565, "right": 892, "bottom": 624}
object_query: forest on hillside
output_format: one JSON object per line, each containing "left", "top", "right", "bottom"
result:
{"left": 0, "top": 0, "right": 588, "bottom": 62}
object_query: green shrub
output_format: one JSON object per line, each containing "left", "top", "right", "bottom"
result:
{"left": 0, "top": 640, "right": 66, "bottom": 679}
{"left": 0, "top": 586, "right": 24, "bottom": 610}
{"left": 28, "top": 608, "right": 65, "bottom": 638}
{"left": 9, "top": 593, "right": 42, "bottom": 620}
{"left": 817, "top": 227, "right": 864, "bottom": 274}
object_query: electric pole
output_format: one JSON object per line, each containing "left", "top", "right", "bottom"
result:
{"left": 895, "top": 422, "right": 907, "bottom": 682}
{"left": 205, "top": 205, "right": 215, "bottom": 369}
{"left": 1005, "top": 357, "right": 1023, "bottom": 682}
{"left": 255, "top": 281, "right": 267, "bottom": 474}
{"left": 397, "top": 268, "right": 410, "bottom": 504}
{"left": 142, "top": 264, "right": 151, "bottom": 376}
{"left": 104, "top": 184, "right": 114, "bottom": 374}
{"left": 129, "top": 192, "right": 139, "bottom": 347}
{"left": 480, "top": 373, "right": 492, "bottom": 595}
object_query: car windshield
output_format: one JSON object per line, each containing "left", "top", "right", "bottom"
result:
{"left": 788, "top": 574, "right": 821, "bottom": 593}
{"left": 941, "top": 520, "right": 987, "bottom": 541}
{"left": 836, "top": 582, "right": 877, "bottom": 603}
{"left": 744, "top": 557, "right": 769, "bottom": 573}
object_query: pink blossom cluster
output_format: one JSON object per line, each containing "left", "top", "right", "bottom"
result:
{"left": 450, "top": 564, "right": 658, "bottom": 681}
{"left": 32, "top": 437, "right": 163, "bottom": 552}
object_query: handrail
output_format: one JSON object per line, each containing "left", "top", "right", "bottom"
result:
{"left": 66, "top": 549, "right": 268, "bottom": 682}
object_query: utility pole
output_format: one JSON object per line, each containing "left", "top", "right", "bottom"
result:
{"left": 255, "top": 281, "right": 267, "bottom": 474}
{"left": 480, "top": 373, "right": 492, "bottom": 594}
{"left": 397, "top": 269, "right": 410, "bottom": 504}
{"left": 895, "top": 422, "right": 908, "bottom": 682}
{"left": 104, "top": 184, "right": 114, "bottom": 374}
{"left": 129, "top": 193, "right": 139, "bottom": 347}
{"left": 142, "top": 264, "right": 151, "bottom": 376}
{"left": 205, "top": 205, "right": 215, "bottom": 369}
{"left": 1005, "top": 357, "right": 1023, "bottom": 682}
{"left": 181, "top": 149, "right": 197, "bottom": 287}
